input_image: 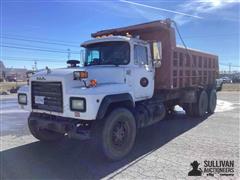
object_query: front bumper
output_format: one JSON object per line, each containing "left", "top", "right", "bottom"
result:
{"left": 29, "top": 113, "right": 96, "bottom": 140}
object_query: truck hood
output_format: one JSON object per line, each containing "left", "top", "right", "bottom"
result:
{"left": 31, "top": 66, "right": 126, "bottom": 90}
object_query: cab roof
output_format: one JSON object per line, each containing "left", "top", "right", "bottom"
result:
{"left": 81, "top": 35, "right": 146, "bottom": 47}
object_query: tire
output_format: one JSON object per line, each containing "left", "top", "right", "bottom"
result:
{"left": 99, "top": 108, "right": 136, "bottom": 161}
{"left": 193, "top": 90, "right": 208, "bottom": 117}
{"left": 28, "top": 115, "right": 64, "bottom": 141}
{"left": 183, "top": 90, "right": 208, "bottom": 117}
{"left": 208, "top": 89, "right": 217, "bottom": 114}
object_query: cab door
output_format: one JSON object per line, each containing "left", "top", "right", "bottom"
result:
{"left": 132, "top": 43, "right": 154, "bottom": 100}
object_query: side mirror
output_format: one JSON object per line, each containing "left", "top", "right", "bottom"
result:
{"left": 80, "top": 49, "right": 85, "bottom": 66}
{"left": 152, "top": 41, "right": 162, "bottom": 68}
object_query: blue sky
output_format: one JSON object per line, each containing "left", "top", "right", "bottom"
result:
{"left": 1, "top": 0, "right": 240, "bottom": 71}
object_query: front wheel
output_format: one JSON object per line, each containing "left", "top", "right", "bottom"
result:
{"left": 99, "top": 108, "right": 136, "bottom": 161}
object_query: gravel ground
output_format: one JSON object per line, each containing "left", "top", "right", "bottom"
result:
{"left": 0, "top": 91, "right": 239, "bottom": 179}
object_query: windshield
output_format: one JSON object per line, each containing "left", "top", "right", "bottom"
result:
{"left": 84, "top": 41, "right": 130, "bottom": 66}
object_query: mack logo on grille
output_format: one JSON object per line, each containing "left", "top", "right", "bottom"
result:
{"left": 36, "top": 77, "right": 46, "bottom": 80}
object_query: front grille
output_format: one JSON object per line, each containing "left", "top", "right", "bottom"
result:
{"left": 31, "top": 81, "right": 63, "bottom": 113}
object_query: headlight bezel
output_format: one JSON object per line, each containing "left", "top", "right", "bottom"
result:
{"left": 70, "top": 97, "right": 86, "bottom": 112}
{"left": 18, "top": 93, "right": 27, "bottom": 105}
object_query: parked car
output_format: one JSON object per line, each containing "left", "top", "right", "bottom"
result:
{"left": 221, "top": 77, "right": 232, "bottom": 83}
{"left": 216, "top": 78, "right": 223, "bottom": 91}
{"left": 10, "top": 86, "right": 20, "bottom": 93}
{"left": 232, "top": 75, "right": 240, "bottom": 83}
{"left": 6, "top": 76, "right": 17, "bottom": 82}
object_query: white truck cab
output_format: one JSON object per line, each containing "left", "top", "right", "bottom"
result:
{"left": 19, "top": 36, "right": 158, "bottom": 120}
{"left": 18, "top": 35, "right": 162, "bottom": 160}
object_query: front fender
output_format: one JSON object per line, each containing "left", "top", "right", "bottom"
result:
{"left": 96, "top": 93, "right": 134, "bottom": 120}
{"left": 67, "top": 83, "right": 134, "bottom": 120}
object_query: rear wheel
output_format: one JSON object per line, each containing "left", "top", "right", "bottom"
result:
{"left": 208, "top": 89, "right": 217, "bottom": 114}
{"left": 98, "top": 108, "right": 136, "bottom": 161}
{"left": 28, "top": 114, "right": 64, "bottom": 141}
{"left": 193, "top": 90, "right": 208, "bottom": 117}
{"left": 183, "top": 90, "right": 208, "bottom": 117}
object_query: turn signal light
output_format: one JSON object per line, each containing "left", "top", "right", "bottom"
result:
{"left": 73, "top": 71, "right": 88, "bottom": 80}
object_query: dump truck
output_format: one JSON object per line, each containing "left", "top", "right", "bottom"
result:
{"left": 18, "top": 19, "right": 219, "bottom": 161}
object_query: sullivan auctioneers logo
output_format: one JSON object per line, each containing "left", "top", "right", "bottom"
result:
{"left": 188, "top": 160, "right": 234, "bottom": 177}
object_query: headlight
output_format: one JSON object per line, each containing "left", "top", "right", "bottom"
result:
{"left": 18, "top": 93, "right": 27, "bottom": 105}
{"left": 70, "top": 97, "right": 86, "bottom": 112}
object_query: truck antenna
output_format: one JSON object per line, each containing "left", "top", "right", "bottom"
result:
{"left": 34, "top": 60, "right": 38, "bottom": 70}
{"left": 67, "top": 49, "right": 71, "bottom": 60}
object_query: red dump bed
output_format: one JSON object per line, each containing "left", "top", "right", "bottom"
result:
{"left": 171, "top": 46, "right": 218, "bottom": 89}
{"left": 92, "top": 20, "right": 219, "bottom": 90}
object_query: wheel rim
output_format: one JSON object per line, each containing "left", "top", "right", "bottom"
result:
{"left": 111, "top": 120, "right": 129, "bottom": 148}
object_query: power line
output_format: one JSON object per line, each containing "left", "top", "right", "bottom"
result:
{"left": 212, "top": 54, "right": 239, "bottom": 58}
{"left": 2, "top": 33, "right": 239, "bottom": 47}
{"left": 2, "top": 45, "right": 80, "bottom": 54}
{"left": 2, "top": 56, "right": 68, "bottom": 61}
{"left": 2, "top": 58, "right": 66, "bottom": 63}
{"left": 2, "top": 56, "right": 81, "bottom": 63}
{"left": 2, "top": 33, "right": 80, "bottom": 44}
{"left": 182, "top": 33, "right": 239, "bottom": 39}
{"left": 219, "top": 63, "right": 240, "bottom": 68}
{"left": 2, "top": 42, "right": 81, "bottom": 53}
{"left": 1, "top": 36, "right": 80, "bottom": 47}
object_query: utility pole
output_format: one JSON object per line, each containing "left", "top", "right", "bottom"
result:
{"left": 15, "top": 73, "right": 18, "bottom": 87}
{"left": 229, "top": 63, "right": 231, "bottom": 74}
{"left": 67, "top": 49, "right": 71, "bottom": 60}
{"left": 34, "top": 60, "right": 37, "bottom": 71}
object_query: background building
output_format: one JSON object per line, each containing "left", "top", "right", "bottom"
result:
{"left": 0, "top": 60, "right": 6, "bottom": 82}
{"left": 0, "top": 60, "right": 27, "bottom": 82}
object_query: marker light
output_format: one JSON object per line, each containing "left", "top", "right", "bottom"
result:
{"left": 89, "top": 79, "right": 97, "bottom": 87}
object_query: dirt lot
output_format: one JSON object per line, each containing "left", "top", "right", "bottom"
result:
{"left": 222, "top": 83, "right": 240, "bottom": 91}
{"left": 0, "top": 82, "right": 27, "bottom": 94}
{"left": 0, "top": 91, "right": 239, "bottom": 179}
